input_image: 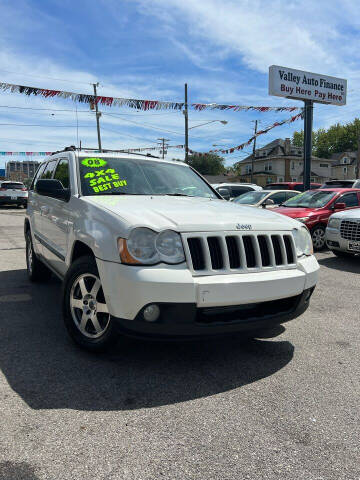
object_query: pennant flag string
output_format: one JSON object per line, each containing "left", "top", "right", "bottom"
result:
{"left": 188, "top": 111, "right": 303, "bottom": 156}
{"left": 0, "top": 81, "right": 300, "bottom": 113}
{"left": 0, "top": 151, "right": 52, "bottom": 156}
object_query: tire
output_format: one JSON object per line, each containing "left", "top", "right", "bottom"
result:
{"left": 332, "top": 250, "right": 355, "bottom": 258}
{"left": 311, "top": 224, "right": 326, "bottom": 251}
{"left": 25, "top": 230, "right": 52, "bottom": 282}
{"left": 62, "top": 255, "right": 117, "bottom": 352}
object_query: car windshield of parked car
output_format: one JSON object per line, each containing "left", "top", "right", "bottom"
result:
{"left": 233, "top": 191, "right": 269, "bottom": 204}
{"left": 282, "top": 190, "right": 336, "bottom": 208}
{"left": 79, "top": 156, "right": 217, "bottom": 198}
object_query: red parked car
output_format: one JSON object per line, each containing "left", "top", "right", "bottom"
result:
{"left": 264, "top": 182, "right": 322, "bottom": 191}
{"left": 273, "top": 188, "right": 360, "bottom": 250}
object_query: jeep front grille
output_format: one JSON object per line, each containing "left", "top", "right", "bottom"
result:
{"left": 340, "top": 220, "right": 360, "bottom": 241}
{"left": 182, "top": 232, "right": 297, "bottom": 275}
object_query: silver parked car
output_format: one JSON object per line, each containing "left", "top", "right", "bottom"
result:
{"left": 232, "top": 189, "right": 300, "bottom": 208}
{"left": 326, "top": 208, "right": 360, "bottom": 257}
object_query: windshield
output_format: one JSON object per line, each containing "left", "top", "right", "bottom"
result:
{"left": 78, "top": 156, "right": 217, "bottom": 198}
{"left": 282, "top": 190, "right": 336, "bottom": 208}
{"left": 233, "top": 191, "right": 269, "bottom": 204}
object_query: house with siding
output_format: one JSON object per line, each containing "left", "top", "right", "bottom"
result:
{"left": 330, "top": 151, "right": 358, "bottom": 180}
{"left": 235, "top": 138, "right": 334, "bottom": 187}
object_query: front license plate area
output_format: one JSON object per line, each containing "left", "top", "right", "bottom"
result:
{"left": 11, "top": 196, "right": 17, "bottom": 200}
{"left": 348, "top": 241, "right": 360, "bottom": 252}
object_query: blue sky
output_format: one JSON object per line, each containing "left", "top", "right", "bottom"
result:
{"left": 1, "top": 0, "right": 360, "bottom": 169}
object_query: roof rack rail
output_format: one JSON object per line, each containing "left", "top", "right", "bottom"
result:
{"left": 48, "top": 146, "right": 160, "bottom": 159}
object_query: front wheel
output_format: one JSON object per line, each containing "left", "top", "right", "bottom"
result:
{"left": 25, "top": 230, "right": 52, "bottom": 282}
{"left": 62, "top": 255, "right": 117, "bottom": 352}
{"left": 311, "top": 225, "right": 326, "bottom": 251}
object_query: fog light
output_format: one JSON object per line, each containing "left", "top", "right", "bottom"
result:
{"left": 143, "top": 304, "right": 160, "bottom": 322}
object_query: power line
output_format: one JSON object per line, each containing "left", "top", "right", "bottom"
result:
{"left": 0, "top": 123, "right": 80, "bottom": 127}
{"left": 0, "top": 69, "right": 94, "bottom": 85}
{"left": 101, "top": 126, "right": 159, "bottom": 144}
{"left": 0, "top": 104, "right": 181, "bottom": 116}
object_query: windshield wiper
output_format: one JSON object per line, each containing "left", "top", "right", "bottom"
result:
{"left": 164, "top": 193, "right": 192, "bottom": 197}
{"left": 96, "top": 192, "right": 137, "bottom": 195}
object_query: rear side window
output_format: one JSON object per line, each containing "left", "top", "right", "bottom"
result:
{"left": 287, "top": 191, "right": 300, "bottom": 200}
{"left": 269, "top": 192, "right": 288, "bottom": 204}
{"left": 231, "top": 186, "right": 252, "bottom": 197}
{"left": 53, "top": 159, "right": 70, "bottom": 189}
{"left": 41, "top": 160, "right": 58, "bottom": 179}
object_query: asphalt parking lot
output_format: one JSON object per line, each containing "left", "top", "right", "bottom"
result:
{"left": 0, "top": 207, "right": 359, "bottom": 480}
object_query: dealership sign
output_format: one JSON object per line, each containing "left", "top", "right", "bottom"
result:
{"left": 269, "top": 65, "right": 347, "bottom": 105}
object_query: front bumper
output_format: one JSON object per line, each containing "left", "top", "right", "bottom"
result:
{"left": 96, "top": 255, "right": 319, "bottom": 338}
{"left": 326, "top": 227, "right": 359, "bottom": 253}
{"left": 113, "top": 288, "right": 314, "bottom": 339}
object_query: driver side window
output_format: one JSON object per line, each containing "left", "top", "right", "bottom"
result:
{"left": 337, "top": 193, "right": 359, "bottom": 208}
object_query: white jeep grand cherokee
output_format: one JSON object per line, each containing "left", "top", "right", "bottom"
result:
{"left": 25, "top": 149, "right": 319, "bottom": 351}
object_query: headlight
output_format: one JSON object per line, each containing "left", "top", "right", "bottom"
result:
{"left": 328, "top": 218, "right": 341, "bottom": 229}
{"left": 155, "top": 230, "right": 185, "bottom": 263}
{"left": 126, "top": 227, "right": 158, "bottom": 264}
{"left": 292, "top": 227, "right": 313, "bottom": 257}
{"left": 118, "top": 228, "right": 185, "bottom": 265}
{"left": 296, "top": 217, "right": 310, "bottom": 224}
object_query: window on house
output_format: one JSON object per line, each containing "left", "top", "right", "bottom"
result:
{"left": 292, "top": 177, "right": 297, "bottom": 182}
{"left": 310, "top": 177, "right": 316, "bottom": 182}
{"left": 320, "top": 163, "right": 329, "bottom": 168}
{"left": 265, "top": 162, "right": 272, "bottom": 172}
{"left": 245, "top": 165, "right": 252, "bottom": 174}
{"left": 344, "top": 167, "right": 347, "bottom": 174}
{"left": 291, "top": 161, "right": 295, "bottom": 170}
{"left": 342, "top": 157, "right": 349, "bottom": 164}
{"left": 278, "top": 177, "right": 284, "bottom": 182}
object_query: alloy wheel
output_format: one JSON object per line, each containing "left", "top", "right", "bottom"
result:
{"left": 70, "top": 273, "right": 110, "bottom": 338}
{"left": 312, "top": 228, "right": 325, "bottom": 249}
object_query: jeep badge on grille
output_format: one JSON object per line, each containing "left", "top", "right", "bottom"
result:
{"left": 236, "top": 224, "right": 252, "bottom": 230}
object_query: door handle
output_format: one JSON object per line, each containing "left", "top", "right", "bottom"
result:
{"left": 40, "top": 206, "right": 50, "bottom": 215}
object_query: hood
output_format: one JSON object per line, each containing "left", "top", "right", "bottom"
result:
{"left": 273, "top": 206, "right": 317, "bottom": 219}
{"left": 332, "top": 207, "right": 360, "bottom": 220}
{"left": 83, "top": 195, "right": 299, "bottom": 233}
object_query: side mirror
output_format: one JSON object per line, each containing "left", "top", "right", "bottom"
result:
{"left": 35, "top": 179, "right": 70, "bottom": 201}
{"left": 334, "top": 202, "right": 346, "bottom": 210}
{"left": 217, "top": 187, "right": 231, "bottom": 201}
{"left": 262, "top": 198, "right": 275, "bottom": 208}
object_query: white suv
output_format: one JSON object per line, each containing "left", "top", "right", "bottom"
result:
{"left": 0, "top": 181, "right": 28, "bottom": 207}
{"left": 25, "top": 149, "right": 319, "bottom": 351}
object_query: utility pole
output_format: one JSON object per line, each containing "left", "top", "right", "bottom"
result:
{"left": 184, "top": 83, "right": 189, "bottom": 163}
{"left": 93, "top": 83, "right": 102, "bottom": 152}
{"left": 356, "top": 132, "right": 360, "bottom": 179}
{"left": 157, "top": 138, "right": 169, "bottom": 159}
{"left": 251, "top": 120, "right": 258, "bottom": 183}
{"left": 303, "top": 100, "right": 313, "bottom": 191}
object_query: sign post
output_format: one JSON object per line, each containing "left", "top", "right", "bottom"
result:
{"left": 269, "top": 66, "right": 347, "bottom": 189}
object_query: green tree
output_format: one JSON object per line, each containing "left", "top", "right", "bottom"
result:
{"left": 292, "top": 118, "right": 360, "bottom": 158}
{"left": 185, "top": 153, "right": 226, "bottom": 175}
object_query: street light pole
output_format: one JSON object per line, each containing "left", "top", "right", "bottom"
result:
{"left": 251, "top": 120, "right": 258, "bottom": 183}
{"left": 93, "top": 83, "right": 102, "bottom": 152}
{"left": 184, "top": 83, "right": 189, "bottom": 163}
